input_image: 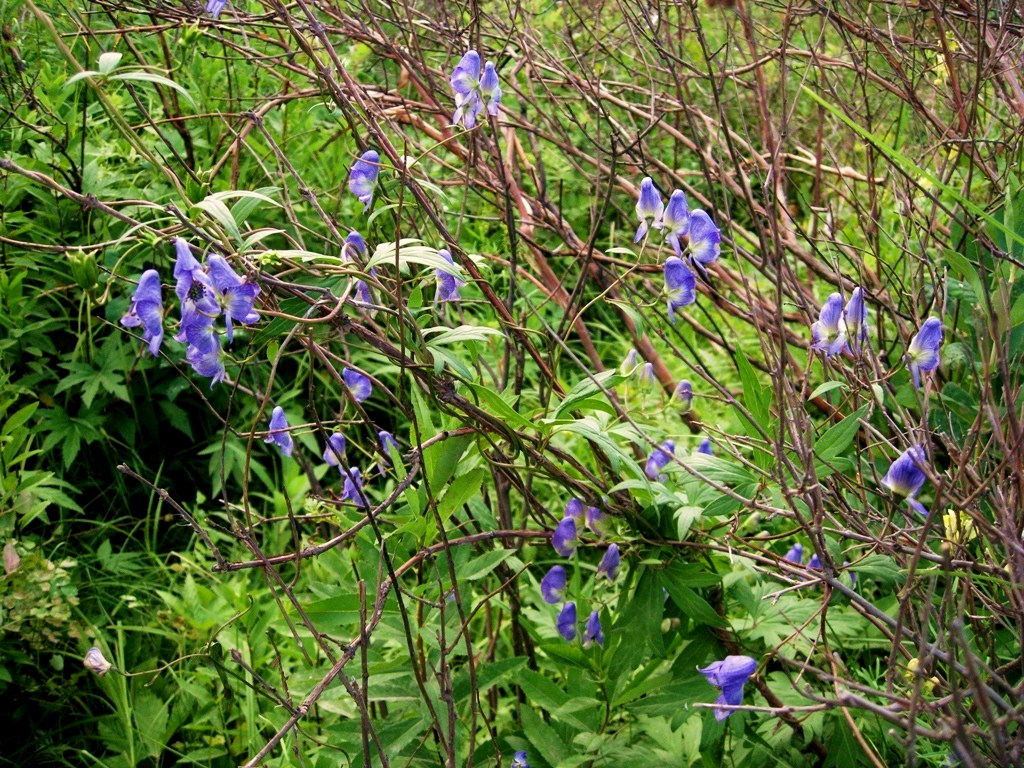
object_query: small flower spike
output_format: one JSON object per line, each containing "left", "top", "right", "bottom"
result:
{"left": 83, "top": 647, "right": 112, "bottom": 676}
{"left": 664, "top": 257, "right": 696, "bottom": 322}
{"left": 645, "top": 440, "right": 675, "bottom": 481}
{"left": 783, "top": 543, "right": 803, "bottom": 564}
{"left": 540, "top": 565, "right": 566, "bottom": 604}
{"left": 811, "top": 293, "right": 846, "bottom": 356}
{"left": 597, "top": 543, "right": 620, "bottom": 581}
{"left": 557, "top": 601, "right": 577, "bottom": 641}
{"left": 348, "top": 150, "right": 380, "bottom": 212}
{"left": 323, "top": 433, "right": 346, "bottom": 468}
{"left": 697, "top": 438, "right": 713, "bottom": 455}
{"left": 552, "top": 517, "right": 578, "bottom": 557}
{"left": 699, "top": 655, "right": 758, "bottom": 721}
{"left": 584, "top": 611, "right": 605, "bottom": 646}
{"left": 511, "top": 751, "right": 530, "bottom": 768}
{"left": 687, "top": 209, "right": 721, "bottom": 268}
{"left": 841, "top": 287, "right": 869, "bottom": 353}
{"left": 906, "top": 317, "right": 943, "bottom": 388}
{"left": 435, "top": 249, "right": 466, "bottom": 303}
{"left": 120, "top": 269, "right": 164, "bottom": 356}
{"left": 634, "top": 177, "right": 664, "bottom": 243}
{"left": 881, "top": 445, "right": 930, "bottom": 516}
{"left": 343, "top": 368, "right": 373, "bottom": 403}
{"left": 662, "top": 189, "right": 690, "bottom": 257}
{"left": 265, "top": 406, "right": 293, "bottom": 457}
{"left": 675, "top": 380, "right": 693, "bottom": 411}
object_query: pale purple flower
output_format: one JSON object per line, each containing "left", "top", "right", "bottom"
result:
{"left": 206, "top": 254, "right": 260, "bottom": 343}
{"left": 451, "top": 50, "right": 483, "bottom": 129}
{"left": 808, "top": 553, "right": 821, "bottom": 569}
{"left": 620, "top": 348, "right": 638, "bottom": 374}
{"left": 811, "top": 293, "right": 845, "bottom": 356}
{"left": 665, "top": 256, "right": 696, "bottom": 322}
{"left": 186, "top": 335, "right": 225, "bottom": 387}
{"left": 340, "top": 467, "right": 367, "bottom": 508}
{"left": 585, "top": 506, "right": 607, "bottom": 536}
{"left": 645, "top": 439, "right": 675, "bottom": 481}
{"left": 699, "top": 655, "right": 758, "bottom": 720}
{"left": 480, "top": 61, "right": 501, "bottom": 116}
{"left": 906, "top": 317, "right": 943, "bottom": 388}
{"left": 782, "top": 543, "right": 803, "bottom": 564}
{"left": 881, "top": 445, "right": 929, "bottom": 516}
{"left": 638, "top": 362, "right": 655, "bottom": 384}
{"left": 564, "top": 498, "right": 585, "bottom": 522}
{"left": 634, "top": 177, "right": 664, "bottom": 243}
{"left": 552, "top": 517, "right": 578, "bottom": 557}
{"left": 511, "top": 751, "right": 529, "bottom": 768}
{"left": 662, "top": 189, "right": 690, "bottom": 257}
{"left": 83, "top": 647, "right": 112, "bottom": 676}
{"left": 121, "top": 269, "right": 164, "bottom": 356}
{"left": 343, "top": 230, "right": 368, "bottom": 262}
{"left": 435, "top": 249, "right": 465, "bottom": 303}
{"left": 841, "top": 287, "right": 869, "bottom": 353}
{"left": 675, "top": 379, "right": 693, "bottom": 411}
{"left": 343, "top": 368, "right": 372, "bottom": 402}
{"left": 584, "top": 611, "right": 604, "bottom": 646}
{"left": 597, "top": 543, "right": 620, "bottom": 581}
{"left": 687, "top": 209, "right": 721, "bottom": 267}
{"left": 540, "top": 565, "right": 566, "bottom": 604}
{"left": 348, "top": 150, "right": 380, "bottom": 211}
{"left": 205, "top": 0, "right": 226, "bottom": 18}
{"left": 379, "top": 430, "right": 400, "bottom": 464}
{"left": 265, "top": 406, "right": 293, "bottom": 457}
{"left": 323, "top": 433, "right": 346, "bottom": 467}
{"left": 556, "top": 601, "right": 577, "bottom": 641}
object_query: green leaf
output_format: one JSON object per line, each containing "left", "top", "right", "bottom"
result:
{"left": 193, "top": 196, "right": 240, "bottom": 241}
{"left": 814, "top": 405, "right": 868, "bottom": 464}
{"left": 436, "top": 467, "right": 485, "bottom": 524}
{"left": 464, "top": 382, "right": 536, "bottom": 432}
{"left": 97, "top": 52, "right": 123, "bottom": 75}
{"left": 110, "top": 70, "right": 196, "bottom": 105}
{"left": 553, "top": 369, "right": 625, "bottom": 420}
{"left": 520, "top": 705, "right": 569, "bottom": 767}
{"left": 808, "top": 380, "right": 848, "bottom": 400}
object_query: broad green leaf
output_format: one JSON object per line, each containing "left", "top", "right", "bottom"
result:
{"left": 464, "top": 382, "right": 536, "bottom": 432}
{"left": 193, "top": 196, "right": 240, "bottom": 241}
{"left": 808, "top": 380, "right": 848, "bottom": 400}
{"left": 814, "top": 404, "right": 868, "bottom": 464}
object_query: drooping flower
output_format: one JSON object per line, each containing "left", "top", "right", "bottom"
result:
{"left": 687, "top": 209, "right": 721, "bottom": 268}
{"left": 121, "top": 269, "right": 164, "bottom": 356}
{"left": 552, "top": 517, "right": 578, "bottom": 557}
{"left": 564, "top": 498, "right": 585, "bottom": 522}
{"left": 665, "top": 257, "right": 696, "bottom": 322}
{"left": 511, "top": 751, "right": 529, "bottom": 768}
{"left": 597, "top": 543, "right": 620, "bottom": 581}
{"left": 841, "top": 287, "right": 869, "bottom": 353}
{"left": 808, "top": 553, "right": 821, "bottom": 569}
{"left": 435, "top": 249, "right": 466, "bottom": 303}
{"left": 697, "top": 438, "right": 713, "bottom": 455}
{"left": 265, "top": 406, "right": 293, "bottom": 457}
{"left": 205, "top": 0, "right": 227, "bottom": 18}
{"left": 348, "top": 150, "right": 380, "bottom": 212}
{"left": 479, "top": 61, "right": 501, "bottom": 117}
{"left": 343, "top": 368, "right": 373, "bottom": 403}
{"left": 881, "top": 445, "right": 930, "bottom": 516}
{"left": 782, "top": 543, "right": 803, "bottom": 564}
{"left": 323, "top": 433, "right": 346, "bottom": 467}
{"left": 206, "top": 255, "right": 260, "bottom": 343}
{"left": 344, "top": 230, "right": 368, "bottom": 261}
{"left": 451, "top": 50, "right": 484, "bottom": 129}
{"left": 699, "top": 655, "right": 758, "bottom": 721}
{"left": 584, "top": 610, "right": 605, "bottom": 646}
{"left": 379, "top": 430, "right": 400, "bottom": 463}
{"left": 634, "top": 177, "right": 664, "bottom": 243}
{"left": 675, "top": 379, "right": 693, "bottom": 411}
{"left": 540, "top": 565, "right": 566, "bottom": 604}
{"left": 662, "top": 189, "right": 690, "bottom": 257}
{"left": 340, "top": 467, "right": 367, "bottom": 508}
{"left": 173, "top": 239, "right": 219, "bottom": 345}
{"left": 645, "top": 439, "right": 675, "bottom": 481}
{"left": 585, "top": 506, "right": 607, "bottom": 536}
{"left": 810, "top": 293, "right": 845, "bottom": 356}
{"left": 906, "top": 317, "right": 943, "bottom": 389}
{"left": 83, "top": 647, "right": 112, "bottom": 676}
{"left": 556, "top": 601, "right": 577, "bottom": 641}
{"left": 185, "top": 334, "right": 225, "bottom": 387}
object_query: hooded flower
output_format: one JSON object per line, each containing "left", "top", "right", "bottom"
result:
{"left": 906, "top": 317, "right": 943, "bottom": 388}
{"left": 480, "top": 61, "right": 502, "bottom": 117}
{"left": 808, "top": 553, "right": 821, "bottom": 569}
{"left": 265, "top": 406, "right": 293, "bottom": 457}
{"left": 186, "top": 334, "right": 225, "bottom": 387}
{"left": 552, "top": 517, "right": 578, "bottom": 557}
{"left": 564, "top": 498, "right": 585, "bottom": 522}
{"left": 585, "top": 505, "right": 607, "bottom": 536}
{"left": 323, "top": 433, "right": 346, "bottom": 467}
{"left": 435, "top": 248, "right": 466, "bottom": 303}
{"left": 687, "top": 209, "right": 721, "bottom": 267}
{"left": 584, "top": 611, "right": 605, "bottom": 646}
{"left": 205, "top": 0, "right": 227, "bottom": 17}
{"left": 343, "top": 368, "right": 373, "bottom": 403}
{"left": 665, "top": 257, "right": 696, "bottom": 322}
{"left": 597, "top": 543, "right": 620, "bottom": 581}
{"left": 620, "top": 348, "right": 638, "bottom": 374}
{"left": 451, "top": 50, "right": 484, "bottom": 128}
{"left": 173, "top": 238, "right": 219, "bottom": 347}
{"left": 782, "top": 543, "right": 803, "bottom": 564}
{"left": 344, "top": 230, "right": 368, "bottom": 261}
{"left": 340, "top": 467, "right": 367, "bottom": 508}
{"left": 379, "top": 430, "right": 400, "bottom": 464}
{"left": 348, "top": 150, "right": 380, "bottom": 212}
{"left": 83, "top": 647, "right": 112, "bottom": 676}
{"left": 699, "top": 655, "right": 758, "bottom": 721}
{"left": 511, "top": 751, "right": 529, "bottom": 768}
{"left": 556, "top": 601, "right": 577, "bottom": 641}
{"left": 540, "top": 565, "right": 566, "bottom": 604}
{"left": 881, "top": 445, "right": 930, "bottom": 516}
{"left": 645, "top": 439, "right": 675, "bottom": 481}
{"left": 811, "top": 293, "right": 845, "bottom": 356}
{"left": 638, "top": 362, "right": 655, "bottom": 385}
{"left": 206, "top": 255, "right": 260, "bottom": 343}
{"left": 121, "top": 269, "right": 164, "bottom": 356}
{"left": 841, "top": 287, "right": 869, "bottom": 353}
{"left": 634, "top": 177, "right": 664, "bottom": 243}
{"left": 675, "top": 379, "right": 693, "bottom": 411}
{"left": 662, "top": 189, "right": 690, "bottom": 257}
{"left": 697, "top": 438, "right": 713, "bottom": 455}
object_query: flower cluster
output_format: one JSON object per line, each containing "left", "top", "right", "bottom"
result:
{"left": 450, "top": 50, "right": 502, "bottom": 129}
{"left": 810, "top": 287, "right": 869, "bottom": 357}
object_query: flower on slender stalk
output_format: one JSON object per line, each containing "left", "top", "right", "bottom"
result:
{"left": 121, "top": 269, "right": 164, "bottom": 356}
{"left": 540, "top": 565, "right": 566, "bottom": 604}
{"left": 584, "top": 611, "right": 604, "bottom": 647}
{"left": 810, "top": 293, "right": 845, "bottom": 356}
{"left": 699, "top": 655, "right": 758, "bottom": 721}
{"left": 597, "top": 543, "right": 620, "bottom": 581}
{"left": 552, "top": 517, "right": 578, "bottom": 557}
{"left": 206, "top": 255, "right": 260, "bottom": 343}
{"left": 687, "top": 209, "right": 721, "bottom": 268}
{"left": 665, "top": 257, "right": 696, "bottom": 322}
{"left": 344, "top": 230, "right": 368, "bottom": 262}
{"left": 323, "top": 433, "right": 346, "bottom": 467}
{"left": 841, "top": 287, "right": 869, "bottom": 353}
{"left": 881, "top": 445, "right": 930, "bottom": 516}
{"left": 662, "top": 189, "right": 690, "bottom": 257}
{"left": 343, "top": 368, "right": 373, "bottom": 403}
{"left": 565, "top": 498, "right": 585, "bottom": 523}
{"left": 585, "top": 505, "right": 607, "bottom": 536}
{"left": 906, "top": 317, "right": 943, "bottom": 388}
{"left": 782, "top": 543, "right": 803, "bottom": 564}
{"left": 479, "top": 61, "right": 501, "bottom": 117}
{"left": 675, "top": 379, "right": 693, "bottom": 411}
{"left": 205, "top": 0, "right": 226, "bottom": 18}
{"left": 645, "top": 440, "right": 675, "bottom": 481}
{"left": 634, "top": 177, "right": 664, "bottom": 243}
{"left": 511, "top": 751, "right": 529, "bottom": 768}
{"left": 265, "top": 406, "right": 293, "bottom": 457}
{"left": 435, "top": 249, "right": 466, "bottom": 303}
{"left": 340, "top": 467, "right": 367, "bottom": 508}
{"left": 83, "top": 647, "right": 112, "bottom": 676}
{"left": 697, "top": 438, "right": 713, "bottom": 455}
{"left": 348, "top": 150, "right": 380, "bottom": 212}
{"left": 557, "top": 601, "right": 577, "bottom": 641}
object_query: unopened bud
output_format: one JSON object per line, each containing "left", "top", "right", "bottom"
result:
{"left": 83, "top": 647, "right": 112, "bottom": 676}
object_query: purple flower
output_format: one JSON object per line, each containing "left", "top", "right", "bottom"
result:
{"left": 121, "top": 269, "right": 164, "bottom": 356}
{"left": 811, "top": 293, "right": 845, "bottom": 356}
{"left": 83, "top": 646, "right": 112, "bottom": 676}
{"left": 697, "top": 438, "right": 713, "bottom": 455}
{"left": 620, "top": 348, "right": 638, "bottom": 374}
{"left": 379, "top": 430, "right": 400, "bottom": 464}
{"left": 451, "top": 50, "right": 484, "bottom": 129}
{"left": 645, "top": 439, "right": 675, "bottom": 481}
{"left": 348, "top": 150, "right": 380, "bottom": 212}
{"left": 881, "top": 445, "right": 929, "bottom": 516}
{"left": 662, "top": 189, "right": 690, "bottom": 257}
{"left": 638, "top": 362, "right": 655, "bottom": 384}
{"left": 556, "top": 601, "right": 577, "bottom": 641}
{"left": 699, "top": 655, "right": 758, "bottom": 721}
{"left": 435, "top": 249, "right": 466, "bottom": 303}
{"left": 343, "top": 368, "right": 373, "bottom": 403}
{"left": 265, "top": 406, "right": 293, "bottom": 457}
{"left": 597, "top": 543, "right": 620, "bottom": 581}
{"left": 564, "top": 498, "right": 585, "bottom": 522}
{"left": 173, "top": 239, "right": 219, "bottom": 336}
{"left": 480, "top": 61, "right": 501, "bottom": 117}
{"left": 634, "top": 177, "right": 664, "bottom": 243}
{"left": 584, "top": 610, "right": 604, "bottom": 646}
{"left": 552, "top": 517, "right": 578, "bottom": 557}
{"left": 841, "top": 287, "right": 869, "bottom": 353}
{"left": 540, "top": 565, "right": 566, "bottom": 604}
{"left": 906, "top": 317, "right": 943, "bottom": 388}
{"left": 323, "top": 433, "right": 346, "bottom": 467}
{"left": 186, "top": 335, "right": 225, "bottom": 387}
{"left": 675, "top": 379, "right": 693, "bottom": 411}
{"left": 808, "top": 553, "right": 821, "bottom": 569}
{"left": 205, "top": 0, "right": 226, "bottom": 18}
{"left": 340, "top": 467, "right": 367, "bottom": 508}
{"left": 511, "top": 751, "right": 529, "bottom": 768}
{"left": 344, "top": 230, "right": 368, "bottom": 261}
{"left": 687, "top": 210, "right": 721, "bottom": 267}
{"left": 665, "top": 256, "right": 696, "bottom": 322}
{"left": 206, "top": 255, "right": 260, "bottom": 343}
{"left": 783, "top": 543, "right": 803, "bottom": 564}
{"left": 585, "top": 505, "right": 607, "bottom": 536}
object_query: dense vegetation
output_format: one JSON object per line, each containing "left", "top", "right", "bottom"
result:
{"left": 3, "top": 0, "right": 1024, "bottom": 765}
